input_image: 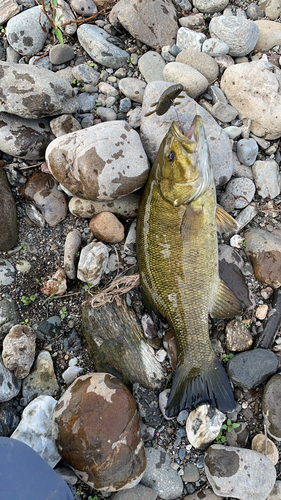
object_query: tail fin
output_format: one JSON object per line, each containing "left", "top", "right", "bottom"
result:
{"left": 165, "top": 355, "right": 236, "bottom": 417}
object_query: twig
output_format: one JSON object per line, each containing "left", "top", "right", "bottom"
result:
{"left": 264, "top": 424, "right": 268, "bottom": 458}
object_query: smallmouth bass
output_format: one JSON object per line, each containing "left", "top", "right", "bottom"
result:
{"left": 136, "top": 116, "right": 242, "bottom": 417}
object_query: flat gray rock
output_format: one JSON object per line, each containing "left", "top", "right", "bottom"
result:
{"left": 0, "top": 259, "right": 16, "bottom": 286}
{"left": 0, "top": 62, "right": 78, "bottom": 119}
{"left": 0, "top": 169, "right": 17, "bottom": 252}
{"left": 227, "top": 348, "right": 279, "bottom": 389}
{"left": 6, "top": 6, "right": 50, "bottom": 56}
{"left": 138, "top": 51, "right": 166, "bottom": 83}
{"left": 140, "top": 81, "right": 233, "bottom": 186}
{"left": 22, "top": 350, "right": 59, "bottom": 404}
{"left": 140, "top": 447, "right": 183, "bottom": 499}
{"left": 252, "top": 159, "right": 281, "bottom": 199}
{"left": 0, "top": 355, "right": 21, "bottom": 403}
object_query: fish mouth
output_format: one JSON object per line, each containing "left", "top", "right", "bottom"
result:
{"left": 171, "top": 115, "right": 204, "bottom": 148}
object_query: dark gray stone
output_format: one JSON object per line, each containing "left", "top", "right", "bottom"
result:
{"left": 255, "top": 289, "right": 281, "bottom": 349}
{"left": 49, "top": 45, "right": 75, "bottom": 65}
{"left": 0, "top": 297, "right": 18, "bottom": 338}
{"left": 33, "top": 316, "right": 61, "bottom": 341}
{"left": 0, "top": 400, "right": 21, "bottom": 437}
{"left": 0, "top": 356, "right": 21, "bottom": 403}
{"left": 0, "top": 169, "right": 17, "bottom": 251}
{"left": 227, "top": 348, "right": 279, "bottom": 389}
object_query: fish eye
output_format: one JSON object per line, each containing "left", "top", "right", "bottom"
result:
{"left": 168, "top": 151, "right": 176, "bottom": 162}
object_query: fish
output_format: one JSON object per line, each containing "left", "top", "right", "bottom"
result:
{"left": 136, "top": 115, "right": 243, "bottom": 417}
{"left": 145, "top": 84, "right": 189, "bottom": 117}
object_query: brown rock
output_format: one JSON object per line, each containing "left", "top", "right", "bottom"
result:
{"left": 2, "top": 325, "right": 36, "bottom": 379}
{"left": 40, "top": 268, "right": 67, "bottom": 297}
{"left": 0, "top": 168, "right": 18, "bottom": 251}
{"left": 262, "top": 373, "right": 281, "bottom": 441}
{"left": 256, "top": 304, "right": 268, "bottom": 320}
{"left": 52, "top": 373, "right": 146, "bottom": 492}
{"left": 89, "top": 212, "right": 124, "bottom": 243}
{"left": 225, "top": 319, "right": 253, "bottom": 352}
{"left": 255, "top": 20, "right": 281, "bottom": 51}
{"left": 251, "top": 434, "right": 279, "bottom": 465}
{"left": 0, "top": 0, "right": 20, "bottom": 24}
{"left": 244, "top": 228, "right": 281, "bottom": 289}
{"left": 176, "top": 48, "right": 219, "bottom": 84}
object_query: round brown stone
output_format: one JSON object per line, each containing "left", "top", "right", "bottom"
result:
{"left": 52, "top": 373, "right": 146, "bottom": 492}
{"left": 89, "top": 212, "right": 125, "bottom": 243}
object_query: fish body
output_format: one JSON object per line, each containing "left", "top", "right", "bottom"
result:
{"left": 136, "top": 116, "right": 242, "bottom": 417}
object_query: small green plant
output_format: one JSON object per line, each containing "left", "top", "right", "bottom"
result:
{"left": 21, "top": 244, "right": 27, "bottom": 252}
{"left": 72, "top": 78, "right": 82, "bottom": 87}
{"left": 216, "top": 419, "right": 240, "bottom": 444}
{"left": 36, "top": 278, "right": 43, "bottom": 286}
{"left": 240, "top": 240, "right": 246, "bottom": 247}
{"left": 216, "top": 431, "right": 227, "bottom": 444}
{"left": 88, "top": 496, "right": 98, "bottom": 500}
{"left": 60, "top": 306, "right": 67, "bottom": 320}
{"left": 0, "top": 26, "right": 6, "bottom": 34}
{"left": 75, "top": 251, "right": 80, "bottom": 258}
{"left": 20, "top": 318, "right": 30, "bottom": 326}
{"left": 93, "top": 102, "right": 102, "bottom": 116}
{"left": 21, "top": 295, "right": 36, "bottom": 306}
{"left": 84, "top": 61, "right": 96, "bottom": 67}
{"left": 76, "top": 489, "right": 82, "bottom": 495}
{"left": 38, "top": 0, "right": 65, "bottom": 46}
{"left": 83, "top": 283, "right": 92, "bottom": 291}
{"left": 127, "top": 56, "right": 134, "bottom": 64}
{"left": 222, "top": 353, "right": 234, "bottom": 363}
{"left": 243, "top": 320, "right": 251, "bottom": 328}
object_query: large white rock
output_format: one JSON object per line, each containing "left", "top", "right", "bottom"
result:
{"left": 163, "top": 62, "right": 209, "bottom": 99}
{"left": 77, "top": 241, "right": 109, "bottom": 285}
{"left": 252, "top": 160, "right": 281, "bottom": 199}
{"left": 220, "top": 59, "right": 281, "bottom": 139}
{"left": 186, "top": 405, "right": 225, "bottom": 449}
{"left": 209, "top": 15, "right": 259, "bottom": 57}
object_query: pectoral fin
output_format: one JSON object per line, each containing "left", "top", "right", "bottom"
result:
{"left": 180, "top": 203, "right": 203, "bottom": 239}
{"left": 216, "top": 205, "right": 238, "bottom": 233}
{"left": 211, "top": 277, "right": 242, "bottom": 318}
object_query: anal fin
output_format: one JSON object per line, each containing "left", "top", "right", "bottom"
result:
{"left": 211, "top": 277, "right": 242, "bottom": 318}
{"left": 216, "top": 205, "right": 238, "bottom": 233}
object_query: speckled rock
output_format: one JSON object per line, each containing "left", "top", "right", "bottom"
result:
{"left": 221, "top": 60, "right": 281, "bottom": 140}
{"left": 163, "top": 62, "right": 208, "bottom": 99}
{"left": 72, "top": 63, "right": 100, "bottom": 85}
{"left": 226, "top": 422, "right": 249, "bottom": 448}
{"left": 19, "top": 172, "right": 68, "bottom": 226}
{"left": 89, "top": 212, "right": 125, "bottom": 243}
{"left": 262, "top": 373, "right": 281, "bottom": 441}
{"left": 0, "top": 355, "right": 21, "bottom": 403}
{"left": 175, "top": 48, "right": 219, "bottom": 84}
{"left": 0, "top": 112, "right": 54, "bottom": 160}
{"left": 50, "top": 115, "right": 82, "bottom": 138}
{"left": 205, "top": 444, "right": 276, "bottom": 500}
{"left": 141, "top": 81, "right": 233, "bottom": 186}
{"left": 186, "top": 405, "right": 225, "bottom": 449}
{"left": 52, "top": 373, "right": 146, "bottom": 491}
{"left": 11, "top": 395, "right": 61, "bottom": 468}
{"left": 176, "top": 27, "right": 206, "bottom": 51}
{"left": 251, "top": 434, "right": 279, "bottom": 465}
{"left": 0, "top": 169, "right": 17, "bottom": 252}
{"left": 22, "top": 350, "right": 59, "bottom": 404}
{"left": 71, "top": 0, "right": 97, "bottom": 16}
{"left": 2, "top": 324, "right": 36, "bottom": 379}
{"left": 0, "top": 62, "right": 78, "bottom": 119}
{"left": 109, "top": 0, "right": 178, "bottom": 50}
{"left": 141, "top": 447, "right": 183, "bottom": 499}
{"left": 40, "top": 268, "right": 67, "bottom": 297}
{"left": 69, "top": 193, "right": 140, "bottom": 218}
{"left": 267, "top": 481, "right": 281, "bottom": 500}
{"left": 6, "top": 6, "right": 50, "bottom": 56}
{"left": 225, "top": 319, "right": 253, "bottom": 351}
{"left": 202, "top": 37, "right": 229, "bottom": 56}
{"left": 183, "top": 490, "right": 221, "bottom": 500}
{"left": 64, "top": 229, "right": 82, "bottom": 280}
{"left": 225, "top": 177, "right": 256, "bottom": 209}
{"left": 46, "top": 121, "right": 149, "bottom": 201}
{"left": 244, "top": 228, "right": 281, "bottom": 289}
{"left": 119, "top": 78, "right": 147, "bottom": 103}
{"left": 255, "top": 20, "right": 281, "bottom": 51}
{"left": 236, "top": 138, "right": 259, "bottom": 166}
{"left": 77, "top": 241, "right": 109, "bottom": 285}
{"left": 196, "top": 0, "right": 229, "bottom": 13}
{"left": 227, "top": 349, "right": 278, "bottom": 389}
{"left": 209, "top": 15, "right": 259, "bottom": 57}
{"left": 252, "top": 160, "right": 281, "bottom": 199}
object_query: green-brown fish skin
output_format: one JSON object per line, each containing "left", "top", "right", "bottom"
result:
{"left": 136, "top": 115, "right": 242, "bottom": 417}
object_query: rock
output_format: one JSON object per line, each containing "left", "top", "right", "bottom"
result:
{"left": 262, "top": 373, "right": 281, "bottom": 441}
{"left": 109, "top": 0, "right": 178, "bottom": 50}
{"left": 16, "top": 259, "right": 32, "bottom": 274}
{"left": 255, "top": 289, "right": 281, "bottom": 349}
{"left": 77, "top": 241, "right": 109, "bottom": 284}
{"left": 204, "top": 444, "right": 276, "bottom": 500}
{"left": 268, "top": 481, "right": 281, "bottom": 500}
{"left": 225, "top": 319, "right": 253, "bottom": 351}
{"left": 196, "top": 0, "right": 229, "bottom": 13}
{"left": 55, "top": 466, "right": 78, "bottom": 485}
{"left": 6, "top": 6, "right": 50, "bottom": 56}
{"left": 62, "top": 366, "right": 83, "bottom": 384}
{"left": 119, "top": 78, "right": 146, "bottom": 103}
{"left": 11, "top": 395, "right": 61, "bottom": 467}
{"left": 77, "top": 24, "right": 129, "bottom": 69}
{"left": 176, "top": 27, "right": 206, "bottom": 51}
{"left": 202, "top": 37, "right": 230, "bottom": 56}
{"left": 224, "top": 126, "right": 241, "bottom": 140}
{"left": 208, "top": 101, "right": 238, "bottom": 123}
{"left": 124, "top": 219, "right": 137, "bottom": 254}
{"left": 0, "top": 112, "right": 54, "bottom": 160}
{"left": 209, "top": 15, "right": 259, "bottom": 57}
{"left": 71, "top": 0, "right": 97, "bottom": 16}
{"left": 83, "top": 298, "right": 165, "bottom": 388}
{"left": 182, "top": 463, "right": 199, "bottom": 483}
{"left": 226, "top": 422, "right": 249, "bottom": 448}
{"left": 46, "top": 121, "right": 149, "bottom": 201}
{"left": 232, "top": 151, "right": 254, "bottom": 179}
{"left": 237, "top": 138, "right": 259, "bottom": 166}
{"left": 256, "top": 304, "right": 268, "bottom": 320}
{"left": 0, "top": 399, "right": 20, "bottom": 437}
{"left": 119, "top": 97, "right": 132, "bottom": 113}
{"left": 183, "top": 490, "right": 221, "bottom": 500}
{"left": 0, "top": 61, "right": 78, "bottom": 119}
{"left": 53, "top": 372, "right": 146, "bottom": 491}
{"left": 22, "top": 350, "right": 59, "bottom": 404}
{"left": 0, "top": 437, "right": 74, "bottom": 499}
{"left": 221, "top": 60, "right": 281, "bottom": 140}
{"left": 64, "top": 229, "right": 82, "bottom": 280}
{"left": 110, "top": 483, "right": 157, "bottom": 500}
{"left": 25, "top": 203, "right": 45, "bottom": 227}
{"left": 159, "top": 389, "right": 173, "bottom": 420}
{"left": 50, "top": 115, "right": 82, "bottom": 138}
{"left": 141, "top": 81, "right": 233, "bottom": 186}
{"left": 69, "top": 193, "right": 140, "bottom": 218}
{"left": 251, "top": 434, "right": 279, "bottom": 465}
{"left": 33, "top": 316, "right": 61, "bottom": 341}
{"left": 252, "top": 160, "right": 281, "bottom": 199}
{"left": 244, "top": 228, "right": 281, "bottom": 289}
{"left": 140, "top": 447, "right": 183, "bottom": 499}
{"left": 186, "top": 405, "right": 225, "bottom": 449}
{"left": 178, "top": 12, "right": 204, "bottom": 30}
{"left": 72, "top": 63, "right": 100, "bottom": 85}
{"left": 247, "top": 3, "right": 264, "bottom": 20}
{"left": 49, "top": 45, "right": 75, "bottom": 65}
{"left": 258, "top": 1, "right": 281, "bottom": 21}
{"left": 0, "top": 297, "right": 18, "bottom": 337}
{"left": 96, "top": 107, "right": 117, "bottom": 121}
{"left": 0, "top": 259, "right": 16, "bottom": 286}
{"left": 225, "top": 177, "right": 255, "bottom": 209}
{"left": 53, "top": 0, "right": 76, "bottom": 35}
{"left": 0, "top": 0, "right": 20, "bottom": 24}
{"left": 0, "top": 355, "right": 21, "bottom": 402}
{"left": 0, "top": 169, "right": 17, "bottom": 252}
{"left": 89, "top": 212, "right": 125, "bottom": 243}
{"left": 2, "top": 324, "right": 36, "bottom": 379}
{"left": 138, "top": 51, "right": 166, "bottom": 82}
{"left": 5, "top": 163, "right": 27, "bottom": 187}
{"left": 77, "top": 92, "right": 98, "bottom": 113}
{"left": 255, "top": 20, "right": 281, "bottom": 51}
{"left": 227, "top": 348, "right": 278, "bottom": 389}
{"left": 175, "top": 48, "right": 219, "bottom": 84}
{"left": 40, "top": 268, "right": 67, "bottom": 297}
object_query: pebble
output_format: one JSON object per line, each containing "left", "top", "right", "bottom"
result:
{"left": 163, "top": 62, "right": 209, "bottom": 99}
{"left": 186, "top": 405, "right": 225, "bottom": 449}
{"left": 138, "top": 51, "right": 166, "bottom": 82}
{"left": 124, "top": 219, "right": 137, "bottom": 254}
{"left": 227, "top": 348, "right": 278, "bottom": 389}
{"left": 53, "top": 0, "right": 76, "bottom": 35}
{"left": 0, "top": 399, "right": 20, "bottom": 437}
{"left": 71, "top": 0, "right": 97, "bottom": 16}
{"left": 55, "top": 467, "right": 78, "bottom": 486}
{"left": 53, "top": 373, "right": 146, "bottom": 491}
{"left": 226, "top": 422, "right": 249, "bottom": 448}
{"left": 195, "top": 0, "right": 229, "bottom": 13}
{"left": 202, "top": 37, "right": 229, "bottom": 56}
{"left": 223, "top": 126, "right": 241, "bottom": 140}
{"left": 49, "top": 45, "right": 75, "bottom": 65}
{"left": 69, "top": 193, "right": 140, "bottom": 218}
{"left": 0, "top": 259, "right": 16, "bottom": 286}
{"left": 255, "top": 20, "right": 281, "bottom": 51}
{"left": 77, "top": 92, "right": 98, "bottom": 112}
{"left": 33, "top": 316, "right": 61, "bottom": 341}
{"left": 247, "top": 3, "right": 264, "bottom": 20}
{"left": 234, "top": 204, "right": 258, "bottom": 232}
{"left": 40, "top": 268, "right": 67, "bottom": 297}
{"left": 119, "top": 77, "right": 146, "bottom": 103}
{"left": 16, "top": 259, "right": 32, "bottom": 274}
{"left": 256, "top": 304, "right": 268, "bottom": 320}
{"left": 176, "top": 48, "right": 219, "bottom": 84}
{"left": 251, "top": 434, "right": 279, "bottom": 465}
{"left": 184, "top": 490, "right": 221, "bottom": 500}
{"left": 0, "top": 169, "right": 18, "bottom": 252}
{"left": 89, "top": 212, "right": 125, "bottom": 243}
{"left": 225, "top": 319, "right": 253, "bottom": 351}
{"left": 268, "top": 481, "right": 281, "bottom": 500}
{"left": 205, "top": 444, "right": 276, "bottom": 500}
{"left": 232, "top": 151, "right": 254, "bottom": 179}
{"left": 77, "top": 241, "right": 109, "bottom": 284}
{"left": 50, "top": 115, "right": 81, "bottom": 139}
{"left": 110, "top": 483, "right": 158, "bottom": 500}
{"left": 225, "top": 177, "right": 255, "bottom": 208}
{"left": 119, "top": 97, "right": 132, "bottom": 112}
{"left": 252, "top": 160, "right": 281, "bottom": 199}
{"left": 0, "top": 297, "right": 18, "bottom": 336}
{"left": 0, "top": 355, "right": 21, "bottom": 403}
{"left": 244, "top": 228, "right": 281, "bottom": 289}
{"left": 22, "top": 350, "right": 59, "bottom": 404}
{"left": 141, "top": 447, "right": 183, "bottom": 499}
{"left": 6, "top": 6, "right": 50, "bottom": 56}
{"left": 210, "top": 101, "right": 238, "bottom": 123}
{"left": 2, "top": 324, "right": 36, "bottom": 379}
{"left": 77, "top": 24, "right": 129, "bottom": 69}
{"left": 159, "top": 389, "right": 173, "bottom": 420}
{"left": 11, "top": 395, "right": 61, "bottom": 467}
{"left": 176, "top": 27, "right": 206, "bottom": 51}
{"left": 209, "top": 15, "right": 259, "bottom": 57}
{"left": 262, "top": 374, "right": 281, "bottom": 441}
{"left": 72, "top": 63, "right": 100, "bottom": 85}
{"left": 128, "top": 106, "right": 142, "bottom": 128}
{"left": 236, "top": 138, "right": 259, "bottom": 166}
{"left": 96, "top": 107, "right": 117, "bottom": 121}
{"left": 0, "top": 0, "right": 20, "bottom": 24}
{"left": 64, "top": 229, "right": 82, "bottom": 280}
{"left": 62, "top": 366, "right": 83, "bottom": 384}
